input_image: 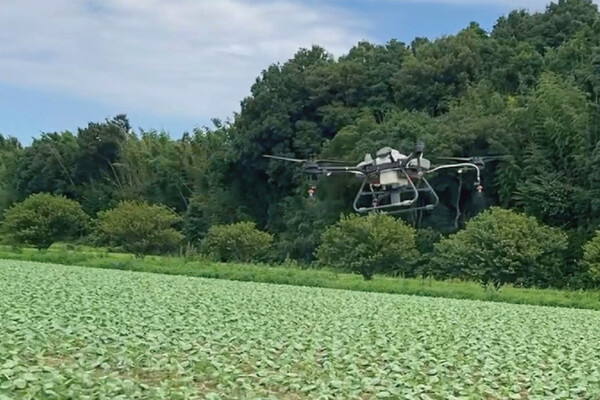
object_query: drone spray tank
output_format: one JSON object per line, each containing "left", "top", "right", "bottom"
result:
{"left": 375, "top": 147, "right": 408, "bottom": 206}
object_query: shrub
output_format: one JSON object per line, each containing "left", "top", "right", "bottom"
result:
{"left": 95, "top": 201, "right": 183, "bottom": 256}
{"left": 201, "top": 222, "right": 273, "bottom": 263}
{"left": 582, "top": 231, "right": 600, "bottom": 285}
{"left": 1, "top": 193, "right": 89, "bottom": 249}
{"left": 429, "top": 207, "right": 568, "bottom": 288}
{"left": 316, "top": 213, "right": 419, "bottom": 280}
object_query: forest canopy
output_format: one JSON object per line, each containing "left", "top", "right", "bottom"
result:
{"left": 2, "top": 0, "right": 600, "bottom": 268}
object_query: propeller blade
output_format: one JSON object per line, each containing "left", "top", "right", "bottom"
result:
{"left": 263, "top": 155, "right": 307, "bottom": 163}
{"left": 437, "top": 155, "right": 510, "bottom": 163}
{"left": 314, "top": 158, "right": 356, "bottom": 164}
{"left": 264, "top": 154, "right": 357, "bottom": 165}
{"left": 480, "top": 155, "right": 512, "bottom": 161}
{"left": 436, "top": 157, "right": 473, "bottom": 162}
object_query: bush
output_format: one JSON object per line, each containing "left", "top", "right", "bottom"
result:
{"left": 316, "top": 213, "right": 419, "bottom": 280}
{"left": 95, "top": 201, "right": 183, "bottom": 256}
{"left": 201, "top": 222, "right": 273, "bottom": 263}
{"left": 429, "top": 207, "right": 568, "bottom": 288}
{"left": 582, "top": 231, "right": 600, "bottom": 285}
{"left": 1, "top": 193, "right": 89, "bottom": 249}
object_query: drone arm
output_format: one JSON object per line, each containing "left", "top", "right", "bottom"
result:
{"left": 426, "top": 162, "right": 482, "bottom": 186}
{"left": 305, "top": 165, "right": 367, "bottom": 177}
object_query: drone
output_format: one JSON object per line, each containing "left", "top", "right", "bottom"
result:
{"left": 264, "top": 142, "right": 505, "bottom": 215}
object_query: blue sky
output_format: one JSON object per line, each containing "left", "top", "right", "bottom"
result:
{"left": 0, "top": 1, "right": 564, "bottom": 145}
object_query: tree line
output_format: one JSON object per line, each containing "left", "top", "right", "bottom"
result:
{"left": 2, "top": 0, "right": 600, "bottom": 287}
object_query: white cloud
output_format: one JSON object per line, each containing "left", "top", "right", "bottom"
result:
{"left": 0, "top": 0, "right": 366, "bottom": 120}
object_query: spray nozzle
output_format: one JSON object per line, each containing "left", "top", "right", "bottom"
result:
{"left": 475, "top": 181, "right": 483, "bottom": 193}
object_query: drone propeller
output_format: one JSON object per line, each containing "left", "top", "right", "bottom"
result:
{"left": 436, "top": 155, "right": 510, "bottom": 163}
{"left": 263, "top": 154, "right": 354, "bottom": 164}
{"left": 263, "top": 154, "right": 307, "bottom": 163}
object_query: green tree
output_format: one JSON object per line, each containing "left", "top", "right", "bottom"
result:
{"left": 492, "top": 0, "right": 600, "bottom": 53}
{"left": 0, "top": 135, "right": 22, "bottom": 216}
{"left": 316, "top": 213, "right": 419, "bottom": 280}
{"left": 581, "top": 231, "right": 600, "bottom": 284}
{"left": 392, "top": 23, "right": 488, "bottom": 115}
{"left": 507, "top": 73, "right": 592, "bottom": 229}
{"left": 271, "top": 195, "right": 343, "bottom": 263}
{"left": 201, "top": 222, "right": 273, "bottom": 263}
{"left": 73, "top": 115, "right": 130, "bottom": 214}
{"left": 95, "top": 201, "right": 183, "bottom": 256}
{"left": 183, "top": 188, "right": 250, "bottom": 244}
{"left": 1, "top": 193, "right": 88, "bottom": 249}
{"left": 430, "top": 207, "right": 568, "bottom": 288}
{"left": 14, "top": 132, "right": 78, "bottom": 199}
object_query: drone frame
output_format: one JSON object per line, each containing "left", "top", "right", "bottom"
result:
{"left": 351, "top": 168, "right": 440, "bottom": 215}
{"left": 312, "top": 162, "right": 482, "bottom": 215}
{"left": 264, "top": 150, "right": 483, "bottom": 215}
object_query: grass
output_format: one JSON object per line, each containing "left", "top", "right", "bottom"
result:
{"left": 1, "top": 244, "right": 599, "bottom": 311}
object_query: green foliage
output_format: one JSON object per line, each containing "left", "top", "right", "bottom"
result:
{"left": 0, "top": 134, "right": 22, "bottom": 216}
{"left": 1, "top": 193, "right": 88, "bottom": 249}
{"left": 507, "top": 73, "right": 594, "bottom": 229}
{"left": 493, "top": 0, "right": 600, "bottom": 52}
{"left": 271, "top": 195, "right": 343, "bottom": 263}
{"left": 392, "top": 23, "right": 487, "bottom": 114}
{"left": 582, "top": 231, "right": 600, "bottom": 284}
{"left": 201, "top": 221, "right": 273, "bottom": 263}
{"left": 13, "top": 132, "right": 79, "bottom": 200}
{"left": 430, "top": 207, "right": 568, "bottom": 288}
{"left": 116, "top": 126, "right": 232, "bottom": 213}
{"left": 95, "top": 200, "right": 183, "bottom": 256}
{"left": 415, "top": 228, "right": 443, "bottom": 254}
{"left": 316, "top": 213, "right": 419, "bottom": 280}
{"left": 183, "top": 188, "right": 249, "bottom": 244}
{"left": 75, "top": 115, "right": 128, "bottom": 183}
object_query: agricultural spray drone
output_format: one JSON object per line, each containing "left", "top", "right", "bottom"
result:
{"left": 265, "top": 142, "right": 504, "bottom": 215}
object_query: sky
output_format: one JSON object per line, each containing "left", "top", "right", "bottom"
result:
{"left": 0, "top": 0, "right": 587, "bottom": 145}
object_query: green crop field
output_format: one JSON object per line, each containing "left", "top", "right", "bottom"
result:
{"left": 2, "top": 260, "right": 600, "bottom": 399}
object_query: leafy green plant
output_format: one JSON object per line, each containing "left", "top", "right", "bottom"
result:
{"left": 94, "top": 200, "right": 183, "bottom": 256}
{"left": 430, "top": 207, "right": 568, "bottom": 288}
{"left": 316, "top": 213, "right": 419, "bottom": 280}
{"left": 0, "top": 193, "right": 89, "bottom": 249}
{"left": 3, "top": 259, "right": 600, "bottom": 398}
{"left": 201, "top": 221, "right": 273, "bottom": 262}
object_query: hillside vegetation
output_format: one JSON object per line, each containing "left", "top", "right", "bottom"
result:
{"left": 2, "top": 0, "right": 600, "bottom": 288}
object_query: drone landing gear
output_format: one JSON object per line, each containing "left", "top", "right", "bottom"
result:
{"left": 353, "top": 171, "right": 439, "bottom": 215}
